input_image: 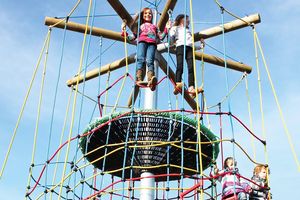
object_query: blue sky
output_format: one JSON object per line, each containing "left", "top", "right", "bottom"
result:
{"left": 0, "top": 0, "right": 299, "bottom": 199}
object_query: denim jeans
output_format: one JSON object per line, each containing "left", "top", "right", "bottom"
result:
{"left": 136, "top": 42, "right": 156, "bottom": 72}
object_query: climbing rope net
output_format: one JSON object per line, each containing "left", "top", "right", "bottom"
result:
{"left": 1, "top": 0, "right": 299, "bottom": 200}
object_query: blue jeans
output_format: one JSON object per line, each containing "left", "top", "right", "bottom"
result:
{"left": 136, "top": 42, "right": 156, "bottom": 72}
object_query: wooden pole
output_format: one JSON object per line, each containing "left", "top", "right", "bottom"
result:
{"left": 157, "top": 0, "right": 177, "bottom": 32}
{"left": 66, "top": 54, "right": 136, "bottom": 87}
{"left": 194, "top": 52, "right": 252, "bottom": 73}
{"left": 194, "top": 13, "right": 261, "bottom": 41}
{"left": 44, "top": 17, "right": 129, "bottom": 43}
{"left": 107, "top": 0, "right": 136, "bottom": 32}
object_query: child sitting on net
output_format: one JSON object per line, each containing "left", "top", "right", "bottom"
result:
{"left": 213, "top": 157, "right": 251, "bottom": 200}
{"left": 169, "top": 14, "right": 204, "bottom": 98}
{"left": 121, "top": 7, "right": 170, "bottom": 91}
{"left": 249, "top": 164, "right": 271, "bottom": 200}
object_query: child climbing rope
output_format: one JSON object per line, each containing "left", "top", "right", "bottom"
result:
{"left": 121, "top": 7, "right": 170, "bottom": 91}
{"left": 169, "top": 14, "right": 204, "bottom": 98}
{"left": 249, "top": 165, "right": 271, "bottom": 200}
{"left": 213, "top": 157, "right": 251, "bottom": 200}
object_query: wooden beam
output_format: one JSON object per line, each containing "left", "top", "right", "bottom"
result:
{"left": 194, "top": 52, "right": 252, "bottom": 73}
{"left": 66, "top": 54, "right": 136, "bottom": 87}
{"left": 157, "top": 0, "right": 177, "bottom": 32}
{"left": 107, "top": 0, "right": 136, "bottom": 31}
{"left": 194, "top": 13, "right": 261, "bottom": 41}
{"left": 44, "top": 17, "right": 129, "bottom": 43}
{"left": 157, "top": 45, "right": 252, "bottom": 73}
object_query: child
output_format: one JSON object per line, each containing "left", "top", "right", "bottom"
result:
{"left": 213, "top": 157, "right": 250, "bottom": 200}
{"left": 169, "top": 14, "right": 204, "bottom": 98}
{"left": 121, "top": 7, "right": 169, "bottom": 91}
{"left": 249, "top": 165, "right": 270, "bottom": 200}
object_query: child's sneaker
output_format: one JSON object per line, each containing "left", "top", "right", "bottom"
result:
{"left": 147, "top": 71, "right": 157, "bottom": 91}
{"left": 173, "top": 82, "right": 183, "bottom": 95}
{"left": 188, "top": 86, "right": 204, "bottom": 99}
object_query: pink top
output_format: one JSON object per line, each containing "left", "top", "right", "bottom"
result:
{"left": 122, "top": 22, "right": 167, "bottom": 44}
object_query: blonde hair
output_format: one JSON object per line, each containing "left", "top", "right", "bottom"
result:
{"left": 253, "top": 165, "right": 267, "bottom": 176}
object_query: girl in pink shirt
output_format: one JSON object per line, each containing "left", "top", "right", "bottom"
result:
{"left": 122, "top": 8, "right": 168, "bottom": 91}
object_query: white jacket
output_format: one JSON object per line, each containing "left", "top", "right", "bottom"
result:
{"left": 169, "top": 26, "right": 201, "bottom": 50}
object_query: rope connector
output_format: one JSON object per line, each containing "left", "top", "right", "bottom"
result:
{"left": 261, "top": 140, "right": 267, "bottom": 145}
{"left": 167, "top": 9, "right": 173, "bottom": 17}
{"left": 230, "top": 138, "right": 235, "bottom": 143}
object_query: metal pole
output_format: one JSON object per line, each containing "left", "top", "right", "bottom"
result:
{"left": 140, "top": 172, "right": 155, "bottom": 200}
{"left": 141, "top": 8, "right": 158, "bottom": 200}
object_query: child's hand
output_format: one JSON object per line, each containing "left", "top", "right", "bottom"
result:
{"left": 200, "top": 38, "right": 205, "bottom": 49}
{"left": 166, "top": 20, "right": 172, "bottom": 29}
{"left": 121, "top": 21, "right": 126, "bottom": 31}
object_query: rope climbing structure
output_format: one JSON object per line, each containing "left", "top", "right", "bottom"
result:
{"left": 1, "top": 0, "right": 300, "bottom": 200}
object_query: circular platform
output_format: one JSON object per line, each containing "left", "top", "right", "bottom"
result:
{"left": 80, "top": 110, "right": 219, "bottom": 181}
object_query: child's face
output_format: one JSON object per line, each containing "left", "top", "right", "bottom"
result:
{"left": 258, "top": 168, "right": 267, "bottom": 179}
{"left": 143, "top": 9, "right": 152, "bottom": 22}
{"left": 180, "top": 17, "right": 190, "bottom": 26}
{"left": 226, "top": 159, "right": 236, "bottom": 170}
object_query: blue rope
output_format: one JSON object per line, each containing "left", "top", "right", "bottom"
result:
{"left": 99, "top": 116, "right": 113, "bottom": 193}
{"left": 72, "top": 1, "right": 97, "bottom": 198}
{"left": 179, "top": 0, "right": 189, "bottom": 191}
{"left": 165, "top": 9, "right": 174, "bottom": 200}
{"left": 129, "top": 114, "right": 142, "bottom": 199}
{"left": 79, "top": 40, "right": 116, "bottom": 74}
{"left": 44, "top": 24, "right": 66, "bottom": 197}
{"left": 220, "top": 6, "right": 238, "bottom": 196}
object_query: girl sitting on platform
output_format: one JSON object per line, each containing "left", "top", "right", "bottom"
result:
{"left": 249, "top": 165, "right": 271, "bottom": 200}
{"left": 121, "top": 7, "right": 170, "bottom": 91}
{"left": 213, "top": 157, "right": 251, "bottom": 200}
{"left": 169, "top": 14, "right": 204, "bottom": 98}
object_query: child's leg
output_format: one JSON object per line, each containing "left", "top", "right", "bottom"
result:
{"left": 186, "top": 46, "right": 203, "bottom": 97}
{"left": 185, "top": 46, "right": 195, "bottom": 88}
{"left": 137, "top": 42, "right": 147, "bottom": 71}
{"left": 173, "top": 46, "right": 184, "bottom": 95}
{"left": 175, "top": 45, "right": 184, "bottom": 83}
{"left": 146, "top": 43, "right": 157, "bottom": 91}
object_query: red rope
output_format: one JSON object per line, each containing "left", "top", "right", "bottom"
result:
{"left": 27, "top": 109, "right": 265, "bottom": 196}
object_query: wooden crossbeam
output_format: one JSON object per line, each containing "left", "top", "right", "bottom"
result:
{"left": 66, "top": 54, "right": 136, "bottom": 87}
{"left": 157, "top": 0, "right": 177, "bottom": 32}
{"left": 194, "top": 13, "right": 261, "bottom": 41}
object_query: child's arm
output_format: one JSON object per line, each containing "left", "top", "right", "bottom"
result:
{"left": 121, "top": 21, "right": 137, "bottom": 42}
{"left": 157, "top": 20, "right": 171, "bottom": 41}
{"left": 194, "top": 38, "right": 205, "bottom": 50}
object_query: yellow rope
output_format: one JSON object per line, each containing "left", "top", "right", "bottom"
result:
{"left": 25, "top": 29, "right": 52, "bottom": 197}
{"left": 214, "top": 0, "right": 251, "bottom": 26}
{"left": 207, "top": 72, "right": 246, "bottom": 109}
{"left": 189, "top": 1, "right": 204, "bottom": 199}
{"left": 58, "top": 0, "right": 93, "bottom": 198}
{"left": 0, "top": 30, "right": 51, "bottom": 179}
{"left": 254, "top": 28, "right": 300, "bottom": 171}
{"left": 244, "top": 75, "right": 257, "bottom": 163}
{"left": 111, "top": 20, "right": 130, "bottom": 113}
{"left": 50, "top": 89, "right": 73, "bottom": 200}
{"left": 49, "top": 0, "right": 82, "bottom": 28}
